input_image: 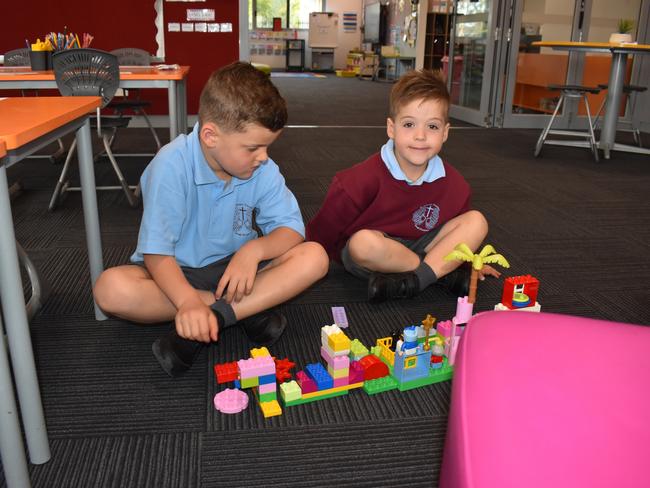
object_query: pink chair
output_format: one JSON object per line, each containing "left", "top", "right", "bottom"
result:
{"left": 440, "top": 311, "right": 650, "bottom": 488}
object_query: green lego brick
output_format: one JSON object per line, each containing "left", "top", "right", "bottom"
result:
{"left": 279, "top": 380, "right": 302, "bottom": 402}
{"left": 241, "top": 376, "right": 259, "bottom": 389}
{"left": 282, "top": 388, "right": 348, "bottom": 407}
{"left": 258, "top": 391, "right": 277, "bottom": 403}
{"left": 363, "top": 375, "right": 398, "bottom": 395}
{"left": 350, "top": 339, "right": 369, "bottom": 360}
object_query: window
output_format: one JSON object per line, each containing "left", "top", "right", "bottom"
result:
{"left": 249, "top": 0, "right": 323, "bottom": 30}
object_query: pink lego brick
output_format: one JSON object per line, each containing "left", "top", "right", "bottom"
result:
{"left": 214, "top": 388, "right": 249, "bottom": 414}
{"left": 454, "top": 296, "right": 474, "bottom": 325}
{"left": 438, "top": 320, "right": 463, "bottom": 338}
{"left": 333, "top": 376, "right": 349, "bottom": 388}
{"left": 296, "top": 370, "right": 317, "bottom": 394}
{"left": 320, "top": 346, "right": 351, "bottom": 368}
{"left": 349, "top": 361, "right": 365, "bottom": 384}
{"left": 238, "top": 356, "right": 276, "bottom": 379}
{"left": 258, "top": 382, "right": 276, "bottom": 395}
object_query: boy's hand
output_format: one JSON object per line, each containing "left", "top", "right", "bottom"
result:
{"left": 216, "top": 243, "right": 262, "bottom": 304}
{"left": 478, "top": 264, "right": 501, "bottom": 281}
{"left": 175, "top": 295, "right": 219, "bottom": 343}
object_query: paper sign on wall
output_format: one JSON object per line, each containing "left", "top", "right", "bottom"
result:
{"left": 187, "top": 9, "right": 215, "bottom": 21}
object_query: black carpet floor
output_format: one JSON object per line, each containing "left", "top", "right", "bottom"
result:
{"left": 2, "top": 75, "right": 649, "bottom": 487}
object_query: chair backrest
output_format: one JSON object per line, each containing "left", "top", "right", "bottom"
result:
{"left": 110, "top": 48, "right": 150, "bottom": 66}
{"left": 4, "top": 48, "right": 30, "bottom": 66}
{"left": 52, "top": 48, "right": 120, "bottom": 108}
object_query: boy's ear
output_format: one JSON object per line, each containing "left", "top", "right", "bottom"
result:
{"left": 442, "top": 122, "right": 451, "bottom": 143}
{"left": 200, "top": 122, "right": 221, "bottom": 147}
{"left": 387, "top": 117, "right": 395, "bottom": 139}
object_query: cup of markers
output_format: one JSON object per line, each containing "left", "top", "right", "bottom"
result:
{"left": 28, "top": 39, "right": 53, "bottom": 71}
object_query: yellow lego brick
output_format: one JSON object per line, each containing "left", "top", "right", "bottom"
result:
{"left": 328, "top": 332, "right": 351, "bottom": 352}
{"left": 280, "top": 380, "right": 302, "bottom": 402}
{"left": 301, "top": 381, "right": 364, "bottom": 399}
{"left": 327, "top": 366, "right": 350, "bottom": 379}
{"left": 250, "top": 347, "right": 271, "bottom": 358}
{"left": 259, "top": 400, "right": 282, "bottom": 418}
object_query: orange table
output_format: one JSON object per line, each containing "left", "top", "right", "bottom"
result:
{"left": 0, "top": 97, "right": 103, "bottom": 483}
{"left": 0, "top": 65, "right": 190, "bottom": 140}
{"left": 533, "top": 42, "right": 650, "bottom": 159}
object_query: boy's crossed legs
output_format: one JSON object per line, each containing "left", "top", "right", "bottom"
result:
{"left": 342, "top": 210, "right": 490, "bottom": 302}
{"left": 94, "top": 241, "right": 328, "bottom": 375}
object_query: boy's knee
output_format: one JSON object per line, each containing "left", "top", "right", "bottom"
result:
{"left": 464, "top": 210, "right": 488, "bottom": 237}
{"left": 347, "top": 229, "right": 383, "bottom": 264}
{"left": 93, "top": 267, "right": 133, "bottom": 314}
{"left": 299, "top": 241, "right": 329, "bottom": 278}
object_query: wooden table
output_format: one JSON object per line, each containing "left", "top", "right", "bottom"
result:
{"left": 0, "top": 65, "right": 190, "bottom": 140}
{"left": 533, "top": 42, "right": 650, "bottom": 159}
{"left": 0, "top": 96, "right": 102, "bottom": 486}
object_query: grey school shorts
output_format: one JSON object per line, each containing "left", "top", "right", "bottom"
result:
{"left": 340, "top": 228, "right": 442, "bottom": 280}
{"left": 138, "top": 254, "right": 271, "bottom": 292}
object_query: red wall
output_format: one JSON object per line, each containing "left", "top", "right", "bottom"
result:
{"left": 1, "top": 1, "right": 240, "bottom": 116}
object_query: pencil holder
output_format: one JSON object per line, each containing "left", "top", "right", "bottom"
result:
{"left": 29, "top": 50, "right": 52, "bottom": 71}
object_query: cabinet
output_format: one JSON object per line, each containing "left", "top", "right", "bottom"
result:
{"left": 311, "top": 49, "right": 335, "bottom": 72}
{"left": 423, "top": 11, "right": 451, "bottom": 71}
{"left": 286, "top": 39, "right": 305, "bottom": 72}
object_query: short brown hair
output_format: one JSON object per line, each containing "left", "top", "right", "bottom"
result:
{"left": 389, "top": 69, "right": 450, "bottom": 121}
{"left": 199, "top": 61, "right": 287, "bottom": 132}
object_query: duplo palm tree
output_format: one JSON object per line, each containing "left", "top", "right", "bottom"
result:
{"left": 444, "top": 244, "right": 510, "bottom": 304}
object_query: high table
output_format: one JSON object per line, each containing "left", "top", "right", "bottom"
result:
{"left": 0, "top": 65, "right": 190, "bottom": 140}
{"left": 533, "top": 41, "right": 650, "bottom": 159}
{"left": 0, "top": 96, "right": 103, "bottom": 487}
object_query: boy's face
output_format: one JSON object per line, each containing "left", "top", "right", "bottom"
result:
{"left": 387, "top": 98, "right": 450, "bottom": 181}
{"left": 200, "top": 122, "right": 281, "bottom": 181}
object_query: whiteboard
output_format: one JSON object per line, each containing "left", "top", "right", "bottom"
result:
{"left": 308, "top": 12, "right": 339, "bottom": 48}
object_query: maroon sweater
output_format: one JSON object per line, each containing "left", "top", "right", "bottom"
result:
{"left": 306, "top": 153, "right": 471, "bottom": 262}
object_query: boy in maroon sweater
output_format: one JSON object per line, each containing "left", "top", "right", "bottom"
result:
{"left": 306, "top": 69, "right": 499, "bottom": 302}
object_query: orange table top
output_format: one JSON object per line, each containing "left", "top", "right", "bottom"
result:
{"left": 0, "top": 96, "right": 101, "bottom": 150}
{"left": 0, "top": 65, "right": 190, "bottom": 81}
{"left": 533, "top": 41, "right": 650, "bottom": 52}
{"left": 0, "top": 139, "right": 5, "bottom": 158}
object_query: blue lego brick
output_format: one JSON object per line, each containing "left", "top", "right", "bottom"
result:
{"left": 305, "top": 363, "right": 333, "bottom": 390}
{"left": 258, "top": 373, "right": 276, "bottom": 385}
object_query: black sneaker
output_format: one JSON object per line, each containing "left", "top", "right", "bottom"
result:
{"left": 240, "top": 310, "right": 287, "bottom": 347}
{"left": 436, "top": 264, "right": 471, "bottom": 298}
{"left": 152, "top": 329, "right": 204, "bottom": 377}
{"left": 368, "top": 271, "right": 420, "bottom": 303}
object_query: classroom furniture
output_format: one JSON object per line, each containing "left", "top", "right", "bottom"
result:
{"left": 50, "top": 48, "right": 138, "bottom": 209}
{"left": 423, "top": 10, "right": 451, "bottom": 71}
{"left": 440, "top": 311, "right": 650, "bottom": 488}
{"left": 286, "top": 39, "right": 305, "bottom": 72}
{"left": 594, "top": 83, "right": 646, "bottom": 147}
{"left": 109, "top": 48, "right": 162, "bottom": 153}
{"left": 375, "top": 55, "right": 415, "bottom": 82}
{"left": 309, "top": 12, "right": 337, "bottom": 73}
{"left": 532, "top": 41, "right": 650, "bottom": 160}
{"left": 0, "top": 96, "right": 104, "bottom": 486}
{"left": 534, "top": 84, "right": 601, "bottom": 161}
{"left": 4, "top": 48, "right": 30, "bottom": 66}
{"left": 0, "top": 64, "right": 190, "bottom": 141}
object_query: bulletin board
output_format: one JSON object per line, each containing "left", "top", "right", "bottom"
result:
{"left": 308, "top": 12, "right": 339, "bottom": 48}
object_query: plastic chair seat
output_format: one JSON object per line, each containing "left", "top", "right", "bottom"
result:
{"left": 548, "top": 84, "right": 601, "bottom": 95}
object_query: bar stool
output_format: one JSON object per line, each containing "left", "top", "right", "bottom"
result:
{"left": 593, "top": 84, "right": 647, "bottom": 147}
{"left": 534, "top": 84, "right": 601, "bottom": 162}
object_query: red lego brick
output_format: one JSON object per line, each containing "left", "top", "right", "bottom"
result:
{"left": 274, "top": 357, "right": 296, "bottom": 383}
{"left": 359, "top": 354, "right": 389, "bottom": 381}
{"left": 214, "top": 361, "right": 239, "bottom": 384}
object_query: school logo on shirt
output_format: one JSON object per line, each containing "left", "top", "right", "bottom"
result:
{"left": 412, "top": 204, "right": 440, "bottom": 231}
{"left": 233, "top": 204, "right": 255, "bottom": 236}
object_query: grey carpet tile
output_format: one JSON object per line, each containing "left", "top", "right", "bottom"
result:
{"left": 200, "top": 417, "right": 448, "bottom": 488}
{"left": 12, "top": 433, "right": 200, "bottom": 488}
{"left": 29, "top": 315, "right": 209, "bottom": 437}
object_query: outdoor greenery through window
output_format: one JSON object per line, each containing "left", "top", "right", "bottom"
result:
{"left": 249, "top": 0, "right": 323, "bottom": 29}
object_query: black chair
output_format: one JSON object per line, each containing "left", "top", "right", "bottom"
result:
{"left": 108, "top": 48, "right": 161, "bottom": 152}
{"left": 4, "top": 48, "right": 66, "bottom": 163}
{"left": 49, "top": 48, "right": 139, "bottom": 210}
{"left": 593, "top": 84, "right": 647, "bottom": 148}
{"left": 534, "top": 84, "right": 601, "bottom": 162}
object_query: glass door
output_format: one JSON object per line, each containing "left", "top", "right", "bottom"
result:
{"left": 498, "top": 0, "right": 645, "bottom": 129}
{"left": 447, "top": 0, "right": 503, "bottom": 126}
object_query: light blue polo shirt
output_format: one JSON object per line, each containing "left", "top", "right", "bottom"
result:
{"left": 380, "top": 139, "right": 446, "bottom": 186}
{"left": 131, "top": 124, "right": 305, "bottom": 268}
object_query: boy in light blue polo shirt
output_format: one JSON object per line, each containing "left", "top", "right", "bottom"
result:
{"left": 94, "top": 62, "right": 329, "bottom": 377}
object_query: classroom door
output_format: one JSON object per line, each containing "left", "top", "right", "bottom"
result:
{"left": 446, "top": 0, "right": 504, "bottom": 126}
{"left": 497, "top": 0, "right": 646, "bottom": 129}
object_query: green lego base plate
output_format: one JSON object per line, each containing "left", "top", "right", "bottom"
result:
{"left": 282, "top": 388, "right": 349, "bottom": 407}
